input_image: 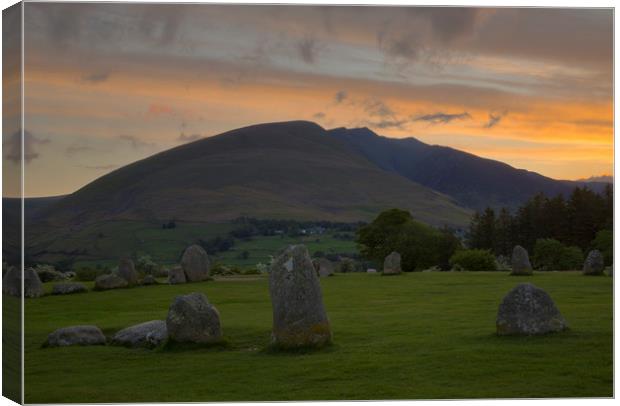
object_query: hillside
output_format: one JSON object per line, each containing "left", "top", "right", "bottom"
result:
{"left": 328, "top": 127, "right": 610, "bottom": 210}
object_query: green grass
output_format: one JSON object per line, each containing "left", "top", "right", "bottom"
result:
{"left": 24, "top": 272, "right": 612, "bottom": 402}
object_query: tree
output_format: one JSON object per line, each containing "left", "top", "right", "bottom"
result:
{"left": 591, "top": 229, "right": 613, "bottom": 266}
{"left": 449, "top": 249, "right": 497, "bottom": 272}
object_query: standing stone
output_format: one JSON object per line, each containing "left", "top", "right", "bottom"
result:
{"left": 269, "top": 245, "right": 331, "bottom": 348}
{"left": 496, "top": 283, "right": 567, "bottom": 335}
{"left": 2, "top": 266, "right": 21, "bottom": 297}
{"left": 52, "top": 282, "right": 87, "bottom": 295}
{"left": 118, "top": 258, "right": 138, "bottom": 285}
{"left": 141, "top": 275, "right": 158, "bottom": 285}
{"left": 313, "top": 258, "right": 334, "bottom": 277}
{"left": 181, "top": 245, "right": 210, "bottom": 282}
{"left": 24, "top": 268, "right": 44, "bottom": 298}
{"left": 94, "top": 273, "right": 128, "bottom": 290}
{"left": 168, "top": 266, "right": 187, "bottom": 284}
{"left": 383, "top": 251, "right": 402, "bottom": 275}
{"left": 583, "top": 250, "right": 605, "bottom": 275}
{"left": 510, "top": 245, "right": 533, "bottom": 275}
{"left": 166, "top": 292, "right": 222, "bottom": 344}
{"left": 44, "top": 325, "right": 106, "bottom": 347}
{"left": 111, "top": 320, "right": 168, "bottom": 348}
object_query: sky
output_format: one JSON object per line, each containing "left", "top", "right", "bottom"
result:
{"left": 2, "top": 3, "right": 613, "bottom": 197}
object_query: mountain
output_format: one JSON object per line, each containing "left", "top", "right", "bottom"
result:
{"left": 328, "top": 127, "right": 610, "bottom": 210}
{"left": 33, "top": 121, "right": 471, "bottom": 228}
{"left": 577, "top": 175, "right": 613, "bottom": 183}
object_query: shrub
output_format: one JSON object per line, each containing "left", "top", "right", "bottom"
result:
{"left": 449, "top": 249, "right": 497, "bottom": 272}
{"left": 33, "top": 264, "right": 67, "bottom": 282}
{"left": 533, "top": 239, "right": 583, "bottom": 271}
{"left": 75, "top": 267, "right": 109, "bottom": 281}
{"left": 591, "top": 229, "right": 613, "bottom": 266}
{"left": 337, "top": 258, "right": 358, "bottom": 273}
{"left": 136, "top": 255, "right": 158, "bottom": 275}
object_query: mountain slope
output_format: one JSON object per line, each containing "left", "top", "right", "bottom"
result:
{"left": 36, "top": 121, "right": 471, "bottom": 228}
{"left": 328, "top": 127, "right": 609, "bottom": 210}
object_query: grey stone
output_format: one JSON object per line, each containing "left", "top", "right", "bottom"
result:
{"left": 510, "top": 245, "right": 533, "bottom": 275}
{"left": 35, "top": 265, "right": 68, "bottom": 283}
{"left": 366, "top": 268, "right": 377, "bottom": 273}
{"left": 141, "top": 275, "right": 158, "bottom": 285}
{"left": 269, "top": 245, "right": 331, "bottom": 348}
{"left": 496, "top": 283, "right": 567, "bottom": 335}
{"left": 181, "top": 245, "right": 210, "bottom": 282}
{"left": 52, "top": 282, "right": 88, "bottom": 295}
{"left": 313, "top": 258, "right": 334, "bottom": 277}
{"left": 24, "top": 268, "right": 44, "bottom": 298}
{"left": 583, "top": 250, "right": 605, "bottom": 276}
{"left": 94, "top": 273, "right": 128, "bottom": 291}
{"left": 118, "top": 258, "right": 138, "bottom": 285}
{"left": 2, "top": 266, "right": 21, "bottom": 297}
{"left": 45, "top": 325, "right": 106, "bottom": 347}
{"left": 168, "top": 266, "right": 186, "bottom": 284}
{"left": 111, "top": 320, "right": 167, "bottom": 348}
{"left": 383, "top": 251, "right": 402, "bottom": 275}
{"left": 166, "top": 292, "right": 222, "bottom": 344}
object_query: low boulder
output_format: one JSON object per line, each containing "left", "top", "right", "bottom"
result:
{"left": 166, "top": 292, "right": 222, "bottom": 344}
{"left": 52, "top": 282, "right": 87, "bottom": 295}
{"left": 583, "top": 250, "right": 605, "bottom": 276}
{"left": 141, "top": 275, "right": 158, "bottom": 285}
{"left": 313, "top": 258, "right": 334, "bottom": 277}
{"left": 118, "top": 258, "right": 138, "bottom": 285}
{"left": 496, "top": 283, "right": 567, "bottom": 335}
{"left": 510, "top": 245, "right": 533, "bottom": 275}
{"left": 383, "top": 251, "right": 402, "bottom": 275}
{"left": 269, "top": 245, "right": 331, "bottom": 348}
{"left": 44, "top": 325, "right": 106, "bottom": 347}
{"left": 94, "top": 273, "right": 128, "bottom": 291}
{"left": 35, "top": 265, "right": 68, "bottom": 283}
{"left": 181, "top": 245, "right": 210, "bottom": 282}
{"left": 367, "top": 268, "right": 377, "bottom": 273}
{"left": 168, "top": 266, "right": 186, "bottom": 284}
{"left": 111, "top": 320, "right": 167, "bottom": 348}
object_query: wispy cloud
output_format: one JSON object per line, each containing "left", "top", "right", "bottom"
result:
{"left": 82, "top": 72, "right": 109, "bottom": 84}
{"left": 297, "top": 36, "right": 319, "bottom": 64}
{"left": 362, "top": 98, "right": 395, "bottom": 118}
{"left": 3, "top": 129, "right": 50, "bottom": 164}
{"left": 118, "top": 134, "right": 154, "bottom": 149}
{"left": 65, "top": 144, "right": 95, "bottom": 156}
{"left": 334, "top": 90, "right": 348, "bottom": 104}
{"left": 412, "top": 112, "right": 471, "bottom": 125}
{"left": 312, "top": 112, "right": 326, "bottom": 119}
{"left": 76, "top": 164, "right": 120, "bottom": 170}
{"left": 483, "top": 111, "right": 508, "bottom": 129}
{"left": 177, "top": 133, "right": 202, "bottom": 143}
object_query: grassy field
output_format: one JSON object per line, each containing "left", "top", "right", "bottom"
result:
{"left": 24, "top": 271, "right": 612, "bottom": 402}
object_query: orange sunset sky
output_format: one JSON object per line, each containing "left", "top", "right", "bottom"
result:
{"left": 2, "top": 4, "right": 613, "bottom": 197}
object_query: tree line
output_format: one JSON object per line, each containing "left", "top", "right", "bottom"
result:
{"left": 467, "top": 185, "right": 612, "bottom": 259}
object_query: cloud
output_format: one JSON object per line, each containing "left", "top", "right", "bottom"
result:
{"left": 297, "top": 37, "right": 319, "bottom": 64}
{"left": 362, "top": 98, "right": 394, "bottom": 118}
{"left": 82, "top": 72, "right": 109, "bottom": 84}
{"left": 118, "top": 134, "right": 154, "bottom": 149}
{"left": 368, "top": 119, "right": 409, "bottom": 130}
{"left": 418, "top": 8, "right": 486, "bottom": 43}
{"left": 3, "top": 129, "right": 50, "bottom": 164}
{"left": 412, "top": 112, "right": 471, "bottom": 125}
{"left": 334, "top": 90, "right": 348, "bottom": 104}
{"left": 76, "top": 164, "right": 120, "bottom": 170}
{"left": 312, "top": 112, "right": 326, "bottom": 119}
{"left": 483, "top": 111, "right": 508, "bottom": 128}
{"left": 177, "top": 133, "right": 202, "bottom": 143}
{"left": 65, "top": 144, "right": 95, "bottom": 156}
{"left": 146, "top": 103, "right": 176, "bottom": 118}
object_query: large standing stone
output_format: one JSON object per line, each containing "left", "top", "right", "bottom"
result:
{"left": 168, "top": 266, "right": 187, "bottom": 284}
{"left": 44, "top": 325, "right": 106, "bottom": 347}
{"left": 181, "top": 245, "right": 210, "bottom": 282}
{"left": 496, "top": 283, "right": 567, "bottom": 335}
{"left": 313, "top": 258, "right": 334, "bottom": 277}
{"left": 583, "top": 250, "right": 605, "bottom": 276}
{"left": 510, "top": 245, "right": 533, "bottom": 275}
{"left": 2, "top": 266, "right": 21, "bottom": 297}
{"left": 269, "top": 245, "right": 331, "bottom": 348}
{"left": 24, "top": 268, "right": 44, "bottom": 298}
{"left": 52, "top": 282, "right": 88, "bottom": 295}
{"left": 118, "top": 258, "right": 138, "bottom": 285}
{"left": 111, "top": 320, "right": 168, "bottom": 348}
{"left": 383, "top": 251, "right": 402, "bottom": 275}
{"left": 94, "top": 273, "right": 128, "bottom": 291}
{"left": 166, "top": 292, "right": 222, "bottom": 344}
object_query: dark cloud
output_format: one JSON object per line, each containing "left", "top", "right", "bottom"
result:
{"left": 297, "top": 37, "right": 319, "bottom": 64}
{"left": 412, "top": 112, "right": 471, "bottom": 125}
{"left": 483, "top": 111, "right": 508, "bottom": 129}
{"left": 118, "top": 134, "right": 154, "bottom": 149}
{"left": 362, "top": 98, "right": 394, "bottom": 118}
{"left": 368, "top": 119, "right": 409, "bottom": 130}
{"left": 417, "top": 8, "right": 484, "bottom": 43}
{"left": 3, "top": 130, "right": 50, "bottom": 164}
{"left": 334, "top": 90, "right": 348, "bottom": 104}
{"left": 177, "top": 133, "right": 203, "bottom": 143}
{"left": 82, "top": 72, "right": 109, "bottom": 84}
